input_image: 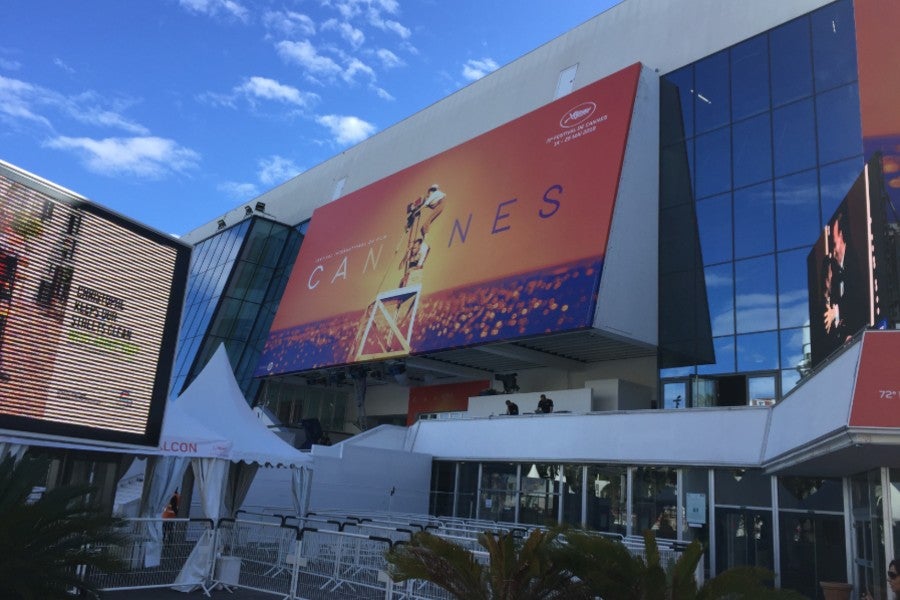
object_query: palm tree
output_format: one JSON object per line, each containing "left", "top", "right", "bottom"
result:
{"left": 385, "top": 527, "right": 593, "bottom": 599}
{"left": 0, "top": 455, "right": 126, "bottom": 599}
{"left": 559, "top": 529, "right": 807, "bottom": 600}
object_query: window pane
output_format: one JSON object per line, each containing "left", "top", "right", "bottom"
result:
{"left": 781, "top": 325, "right": 811, "bottom": 380}
{"left": 816, "top": 83, "right": 863, "bottom": 165}
{"left": 731, "top": 34, "right": 770, "bottom": 120}
{"left": 734, "top": 183, "right": 774, "bottom": 259}
{"left": 706, "top": 263, "right": 734, "bottom": 336}
{"left": 819, "top": 156, "right": 864, "bottom": 225}
{"left": 773, "top": 99, "right": 816, "bottom": 177}
{"left": 696, "top": 193, "right": 732, "bottom": 265}
{"left": 587, "top": 466, "right": 627, "bottom": 535}
{"left": 634, "top": 467, "right": 679, "bottom": 540}
{"left": 662, "top": 67, "right": 694, "bottom": 143}
{"left": 776, "top": 170, "right": 820, "bottom": 251}
{"left": 811, "top": 0, "right": 857, "bottom": 92}
{"left": 695, "top": 51, "right": 731, "bottom": 134}
{"left": 733, "top": 113, "right": 772, "bottom": 188}
{"left": 716, "top": 469, "right": 772, "bottom": 507}
{"left": 697, "top": 336, "right": 736, "bottom": 375}
{"left": 695, "top": 127, "right": 732, "bottom": 199}
{"left": 770, "top": 17, "right": 813, "bottom": 106}
{"left": 737, "top": 331, "right": 779, "bottom": 371}
{"left": 735, "top": 255, "right": 777, "bottom": 333}
{"left": 748, "top": 376, "right": 776, "bottom": 405}
{"left": 778, "top": 249, "right": 812, "bottom": 328}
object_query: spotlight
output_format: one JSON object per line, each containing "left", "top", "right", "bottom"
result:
{"left": 217, "top": 218, "right": 226, "bottom": 230}
{"left": 244, "top": 206, "right": 253, "bottom": 216}
{"left": 494, "top": 373, "right": 519, "bottom": 394}
{"left": 255, "top": 201, "right": 267, "bottom": 213}
{"left": 387, "top": 362, "right": 407, "bottom": 385}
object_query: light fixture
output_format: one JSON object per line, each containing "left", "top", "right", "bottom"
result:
{"left": 255, "top": 201, "right": 267, "bottom": 213}
{"left": 244, "top": 206, "right": 253, "bottom": 216}
{"left": 217, "top": 218, "right": 226, "bottom": 230}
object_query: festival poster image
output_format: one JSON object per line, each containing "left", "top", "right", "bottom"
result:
{"left": 257, "top": 64, "right": 641, "bottom": 376}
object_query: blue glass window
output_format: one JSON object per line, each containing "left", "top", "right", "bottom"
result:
{"left": 811, "top": 0, "right": 857, "bottom": 92}
{"left": 737, "top": 331, "right": 779, "bottom": 371}
{"left": 734, "top": 183, "right": 774, "bottom": 259}
{"left": 816, "top": 84, "right": 863, "bottom": 165}
{"left": 735, "top": 255, "right": 777, "bottom": 333}
{"left": 777, "top": 249, "right": 811, "bottom": 328}
{"left": 706, "top": 263, "right": 734, "bottom": 336}
{"left": 697, "top": 336, "right": 736, "bottom": 375}
{"left": 731, "top": 34, "right": 770, "bottom": 120}
{"left": 733, "top": 113, "right": 772, "bottom": 188}
{"left": 770, "top": 17, "right": 813, "bottom": 107}
{"left": 696, "top": 193, "right": 732, "bottom": 265}
{"left": 773, "top": 99, "right": 817, "bottom": 177}
{"left": 695, "top": 51, "right": 731, "bottom": 134}
{"left": 695, "top": 127, "right": 731, "bottom": 198}
{"left": 664, "top": 67, "right": 694, "bottom": 141}
{"left": 780, "top": 326, "right": 810, "bottom": 394}
{"left": 775, "top": 170, "right": 819, "bottom": 251}
{"left": 819, "top": 156, "right": 864, "bottom": 224}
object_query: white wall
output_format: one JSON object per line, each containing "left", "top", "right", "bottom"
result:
{"left": 466, "top": 388, "right": 592, "bottom": 417}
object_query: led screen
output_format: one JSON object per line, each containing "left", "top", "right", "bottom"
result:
{"left": 258, "top": 64, "right": 641, "bottom": 376}
{"left": 806, "top": 154, "right": 895, "bottom": 368}
{"left": 0, "top": 165, "right": 189, "bottom": 446}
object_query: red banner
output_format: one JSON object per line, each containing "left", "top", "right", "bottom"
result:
{"left": 849, "top": 331, "right": 900, "bottom": 427}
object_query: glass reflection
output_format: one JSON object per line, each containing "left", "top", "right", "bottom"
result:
{"left": 737, "top": 331, "right": 779, "bottom": 371}
{"left": 777, "top": 249, "right": 811, "bottom": 328}
{"left": 811, "top": 0, "right": 857, "bottom": 92}
{"left": 731, "top": 34, "right": 769, "bottom": 120}
{"left": 735, "top": 255, "right": 777, "bottom": 333}
{"left": 697, "top": 336, "right": 735, "bottom": 375}
{"left": 695, "top": 128, "right": 731, "bottom": 199}
{"left": 696, "top": 194, "right": 732, "bottom": 265}
{"left": 773, "top": 99, "right": 816, "bottom": 177}
{"left": 694, "top": 51, "right": 730, "bottom": 134}
{"left": 770, "top": 17, "right": 813, "bottom": 107}
{"left": 775, "top": 170, "right": 819, "bottom": 251}
{"left": 819, "top": 157, "right": 865, "bottom": 225}
{"left": 816, "top": 84, "right": 863, "bottom": 165}
{"left": 780, "top": 327, "right": 810, "bottom": 387}
{"left": 734, "top": 183, "right": 774, "bottom": 259}
{"left": 748, "top": 376, "right": 776, "bottom": 405}
{"left": 733, "top": 114, "right": 772, "bottom": 188}
{"left": 705, "top": 263, "right": 734, "bottom": 336}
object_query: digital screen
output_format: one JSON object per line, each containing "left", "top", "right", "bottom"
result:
{"left": 0, "top": 166, "right": 189, "bottom": 446}
{"left": 257, "top": 64, "right": 641, "bottom": 376}
{"left": 807, "top": 155, "right": 894, "bottom": 368}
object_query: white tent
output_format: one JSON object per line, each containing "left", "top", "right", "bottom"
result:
{"left": 138, "top": 344, "right": 313, "bottom": 575}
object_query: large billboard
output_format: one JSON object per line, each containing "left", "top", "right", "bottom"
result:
{"left": 807, "top": 154, "right": 897, "bottom": 368}
{"left": 0, "top": 164, "right": 189, "bottom": 446}
{"left": 257, "top": 64, "right": 641, "bottom": 376}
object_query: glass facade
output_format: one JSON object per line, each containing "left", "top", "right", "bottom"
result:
{"left": 659, "top": 0, "right": 864, "bottom": 404}
{"left": 170, "top": 217, "right": 304, "bottom": 402}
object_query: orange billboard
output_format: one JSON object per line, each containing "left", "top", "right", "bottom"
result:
{"left": 257, "top": 63, "right": 641, "bottom": 376}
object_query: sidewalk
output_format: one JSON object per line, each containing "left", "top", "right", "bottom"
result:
{"left": 100, "top": 586, "right": 275, "bottom": 599}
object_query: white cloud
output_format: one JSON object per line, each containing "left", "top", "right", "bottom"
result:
{"left": 0, "top": 75, "right": 53, "bottom": 127}
{"left": 276, "top": 40, "right": 343, "bottom": 76}
{"left": 258, "top": 155, "right": 302, "bottom": 186}
{"left": 0, "top": 57, "right": 21, "bottom": 71}
{"left": 53, "top": 57, "right": 75, "bottom": 74}
{"left": 462, "top": 58, "right": 499, "bottom": 82}
{"left": 375, "top": 48, "right": 403, "bottom": 69}
{"left": 218, "top": 181, "right": 259, "bottom": 200}
{"left": 372, "top": 86, "right": 394, "bottom": 101}
{"left": 342, "top": 58, "right": 375, "bottom": 83}
{"left": 236, "top": 76, "right": 316, "bottom": 107}
{"left": 316, "top": 114, "right": 376, "bottom": 145}
{"left": 262, "top": 10, "right": 316, "bottom": 37}
{"left": 322, "top": 20, "right": 365, "bottom": 49}
{"left": 75, "top": 107, "right": 149, "bottom": 135}
{"left": 45, "top": 136, "right": 200, "bottom": 178}
{"left": 381, "top": 19, "right": 411, "bottom": 39}
{"left": 178, "top": 0, "right": 249, "bottom": 21}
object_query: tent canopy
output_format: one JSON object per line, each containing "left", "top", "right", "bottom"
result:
{"left": 163, "top": 344, "right": 311, "bottom": 468}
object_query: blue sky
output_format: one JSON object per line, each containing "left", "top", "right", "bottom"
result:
{"left": 1, "top": 0, "right": 619, "bottom": 236}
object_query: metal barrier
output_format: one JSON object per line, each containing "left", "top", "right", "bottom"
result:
{"left": 294, "top": 527, "right": 393, "bottom": 600}
{"left": 85, "top": 517, "right": 214, "bottom": 593}
{"left": 213, "top": 518, "right": 299, "bottom": 598}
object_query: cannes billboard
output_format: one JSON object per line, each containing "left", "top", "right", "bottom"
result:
{"left": 0, "top": 163, "right": 190, "bottom": 446}
{"left": 257, "top": 63, "right": 641, "bottom": 376}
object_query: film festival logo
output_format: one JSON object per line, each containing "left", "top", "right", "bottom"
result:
{"left": 355, "top": 183, "right": 446, "bottom": 359}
